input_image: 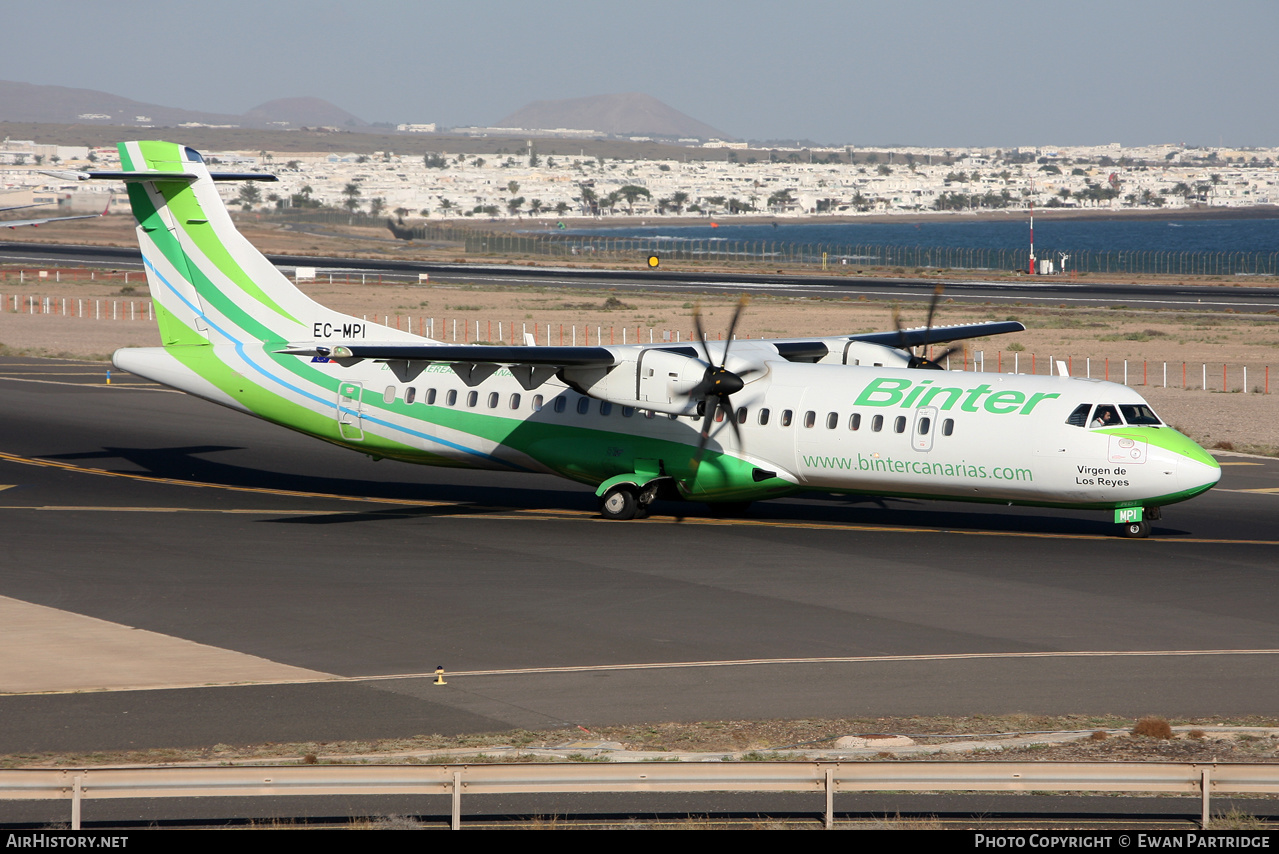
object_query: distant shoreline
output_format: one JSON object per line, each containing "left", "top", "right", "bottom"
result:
{"left": 474, "top": 204, "right": 1279, "bottom": 234}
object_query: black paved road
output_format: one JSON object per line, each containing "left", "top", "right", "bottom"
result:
{"left": 1, "top": 357, "right": 1276, "bottom": 755}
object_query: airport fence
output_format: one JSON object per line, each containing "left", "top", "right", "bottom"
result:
{"left": 2, "top": 760, "right": 1274, "bottom": 830}
{"left": 263, "top": 212, "right": 1279, "bottom": 277}
{"left": 454, "top": 231, "right": 1279, "bottom": 277}
{"left": 5, "top": 294, "right": 1271, "bottom": 394}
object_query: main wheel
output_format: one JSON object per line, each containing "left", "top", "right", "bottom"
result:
{"left": 1120, "top": 519, "right": 1151, "bottom": 538}
{"left": 600, "top": 485, "right": 639, "bottom": 520}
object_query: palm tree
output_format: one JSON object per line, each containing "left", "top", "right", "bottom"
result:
{"left": 767, "top": 188, "right": 795, "bottom": 212}
{"left": 341, "top": 182, "right": 362, "bottom": 214}
{"left": 618, "top": 185, "right": 651, "bottom": 214}
{"left": 238, "top": 182, "right": 261, "bottom": 210}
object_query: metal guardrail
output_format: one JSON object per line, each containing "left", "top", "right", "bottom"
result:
{"left": 3, "top": 761, "right": 1275, "bottom": 829}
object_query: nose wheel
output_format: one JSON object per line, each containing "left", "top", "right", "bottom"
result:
{"left": 1120, "top": 519, "right": 1151, "bottom": 538}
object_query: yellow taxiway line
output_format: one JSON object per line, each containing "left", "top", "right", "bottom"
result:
{"left": 2, "top": 449, "right": 1278, "bottom": 544}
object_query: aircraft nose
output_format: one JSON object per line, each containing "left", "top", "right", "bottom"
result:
{"left": 1177, "top": 452, "right": 1222, "bottom": 496}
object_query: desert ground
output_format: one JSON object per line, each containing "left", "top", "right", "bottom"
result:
{"left": 4, "top": 214, "right": 1279, "bottom": 454}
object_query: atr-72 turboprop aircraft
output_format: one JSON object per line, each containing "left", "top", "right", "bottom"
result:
{"left": 84, "top": 141, "right": 1219, "bottom": 537}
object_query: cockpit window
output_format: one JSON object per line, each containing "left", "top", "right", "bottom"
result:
{"left": 1066, "top": 404, "right": 1090, "bottom": 428}
{"left": 1119, "top": 404, "right": 1162, "bottom": 426}
{"left": 1089, "top": 405, "right": 1120, "bottom": 428}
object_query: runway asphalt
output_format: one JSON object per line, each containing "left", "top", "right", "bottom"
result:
{"left": 1, "top": 356, "right": 1277, "bottom": 755}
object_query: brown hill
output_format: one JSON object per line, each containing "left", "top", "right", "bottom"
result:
{"left": 0, "top": 80, "right": 362, "bottom": 129}
{"left": 245, "top": 97, "right": 365, "bottom": 128}
{"left": 496, "top": 93, "right": 728, "bottom": 140}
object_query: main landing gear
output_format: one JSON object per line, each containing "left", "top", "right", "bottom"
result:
{"left": 599, "top": 484, "right": 652, "bottom": 520}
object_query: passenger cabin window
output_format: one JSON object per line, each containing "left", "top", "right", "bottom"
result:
{"left": 917, "top": 417, "right": 931, "bottom": 435}
{"left": 487, "top": 392, "right": 499, "bottom": 408}
{"left": 405, "top": 387, "right": 416, "bottom": 405}
{"left": 826, "top": 412, "right": 838, "bottom": 429}
{"left": 849, "top": 413, "right": 861, "bottom": 431}
{"left": 532, "top": 394, "right": 544, "bottom": 411}
{"left": 466, "top": 391, "right": 478, "bottom": 407}
{"left": 383, "top": 386, "right": 396, "bottom": 405}
{"left": 600, "top": 401, "right": 612, "bottom": 416}
{"left": 871, "top": 414, "right": 883, "bottom": 432}
{"left": 894, "top": 416, "right": 907, "bottom": 434}
{"left": 577, "top": 397, "right": 590, "bottom": 415}
{"left": 622, "top": 406, "right": 634, "bottom": 417}
{"left": 509, "top": 393, "right": 521, "bottom": 410}
{"left": 803, "top": 411, "right": 816, "bottom": 428}
{"left": 426, "top": 388, "right": 437, "bottom": 405}
{"left": 553, "top": 396, "right": 567, "bottom": 413}
{"left": 942, "top": 418, "right": 955, "bottom": 436}
{"left": 736, "top": 407, "right": 747, "bottom": 424}
{"left": 781, "top": 410, "right": 793, "bottom": 427}
{"left": 758, "top": 408, "right": 770, "bottom": 426}
{"left": 446, "top": 389, "right": 458, "bottom": 407}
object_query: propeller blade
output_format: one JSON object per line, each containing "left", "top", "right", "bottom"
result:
{"left": 688, "top": 397, "right": 717, "bottom": 475}
{"left": 921, "top": 284, "right": 945, "bottom": 352}
{"left": 723, "top": 399, "right": 745, "bottom": 447}
{"left": 692, "top": 302, "right": 713, "bottom": 365}
{"left": 892, "top": 305, "right": 908, "bottom": 353}
{"left": 721, "top": 294, "right": 750, "bottom": 363}
{"left": 684, "top": 294, "right": 751, "bottom": 486}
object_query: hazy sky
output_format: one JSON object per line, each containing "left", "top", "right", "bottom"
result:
{"left": 5, "top": 0, "right": 1276, "bottom": 148}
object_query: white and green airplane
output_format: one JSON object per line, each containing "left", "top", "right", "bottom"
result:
{"left": 88, "top": 141, "right": 1219, "bottom": 537}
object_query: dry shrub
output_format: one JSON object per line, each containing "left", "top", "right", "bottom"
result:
{"left": 1215, "top": 440, "right": 1236, "bottom": 451}
{"left": 1089, "top": 730, "right": 1108, "bottom": 741}
{"left": 1187, "top": 730, "right": 1207, "bottom": 740}
{"left": 1132, "top": 717, "right": 1174, "bottom": 739}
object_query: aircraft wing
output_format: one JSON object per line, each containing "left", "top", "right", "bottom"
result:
{"left": 276, "top": 320, "right": 1024, "bottom": 368}
{"left": 0, "top": 196, "right": 111, "bottom": 229}
{"left": 1, "top": 211, "right": 106, "bottom": 229}
{"left": 277, "top": 343, "right": 621, "bottom": 366}
{"left": 847, "top": 320, "right": 1025, "bottom": 348}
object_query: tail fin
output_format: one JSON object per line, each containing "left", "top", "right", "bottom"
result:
{"left": 116, "top": 141, "right": 420, "bottom": 349}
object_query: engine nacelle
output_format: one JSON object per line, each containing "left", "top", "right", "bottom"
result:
{"left": 562, "top": 348, "right": 710, "bottom": 415}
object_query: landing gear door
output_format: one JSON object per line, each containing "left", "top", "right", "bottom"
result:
{"left": 337, "top": 381, "right": 364, "bottom": 441}
{"left": 912, "top": 406, "right": 937, "bottom": 452}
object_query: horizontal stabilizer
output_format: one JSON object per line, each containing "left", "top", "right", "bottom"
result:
{"left": 75, "top": 170, "right": 277, "bottom": 183}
